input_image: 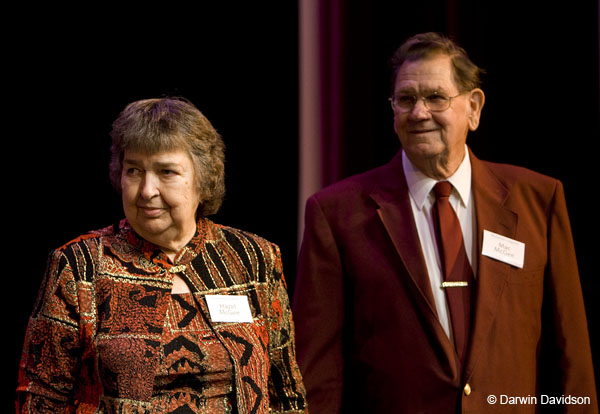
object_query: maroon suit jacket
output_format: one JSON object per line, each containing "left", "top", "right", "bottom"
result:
{"left": 293, "top": 149, "right": 597, "bottom": 413}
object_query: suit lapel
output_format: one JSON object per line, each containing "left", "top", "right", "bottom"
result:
{"left": 368, "top": 151, "right": 519, "bottom": 378}
{"left": 463, "top": 150, "right": 518, "bottom": 378}
{"left": 369, "top": 154, "right": 437, "bottom": 314}
{"left": 369, "top": 154, "right": 458, "bottom": 373}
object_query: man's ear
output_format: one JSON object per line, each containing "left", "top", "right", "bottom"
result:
{"left": 467, "top": 88, "right": 485, "bottom": 131}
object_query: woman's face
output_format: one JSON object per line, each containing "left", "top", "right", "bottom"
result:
{"left": 121, "top": 148, "right": 201, "bottom": 255}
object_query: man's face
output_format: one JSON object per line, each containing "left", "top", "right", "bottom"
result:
{"left": 392, "top": 54, "right": 483, "bottom": 177}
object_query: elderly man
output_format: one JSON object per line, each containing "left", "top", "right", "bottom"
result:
{"left": 293, "top": 32, "right": 597, "bottom": 413}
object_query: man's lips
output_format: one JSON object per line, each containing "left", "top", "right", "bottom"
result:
{"left": 408, "top": 128, "right": 438, "bottom": 134}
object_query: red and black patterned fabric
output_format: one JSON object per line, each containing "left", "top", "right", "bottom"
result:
{"left": 17, "top": 218, "right": 307, "bottom": 413}
{"left": 153, "top": 292, "right": 236, "bottom": 412}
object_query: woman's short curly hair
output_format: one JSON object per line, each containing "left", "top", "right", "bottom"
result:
{"left": 109, "top": 97, "right": 225, "bottom": 216}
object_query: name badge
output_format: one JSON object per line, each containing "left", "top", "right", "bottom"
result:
{"left": 205, "top": 295, "right": 254, "bottom": 323}
{"left": 481, "top": 230, "right": 525, "bottom": 268}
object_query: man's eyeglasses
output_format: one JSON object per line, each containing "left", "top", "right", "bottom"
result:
{"left": 389, "top": 92, "right": 465, "bottom": 112}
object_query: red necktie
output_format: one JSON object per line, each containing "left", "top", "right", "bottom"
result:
{"left": 432, "top": 181, "right": 473, "bottom": 363}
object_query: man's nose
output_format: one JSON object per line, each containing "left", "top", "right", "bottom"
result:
{"left": 408, "top": 98, "right": 431, "bottom": 120}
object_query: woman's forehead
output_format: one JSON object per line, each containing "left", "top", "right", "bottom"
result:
{"left": 123, "top": 148, "right": 194, "bottom": 166}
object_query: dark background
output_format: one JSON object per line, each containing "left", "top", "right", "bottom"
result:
{"left": 5, "top": 1, "right": 599, "bottom": 409}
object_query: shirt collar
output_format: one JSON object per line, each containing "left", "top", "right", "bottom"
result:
{"left": 402, "top": 146, "right": 472, "bottom": 209}
{"left": 122, "top": 217, "right": 214, "bottom": 267}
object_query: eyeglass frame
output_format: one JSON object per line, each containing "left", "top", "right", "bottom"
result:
{"left": 388, "top": 91, "right": 468, "bottom": 112}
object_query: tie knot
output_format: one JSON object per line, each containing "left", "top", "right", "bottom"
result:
{"left": 433, "top": 181, "right": 453, "bottom": 199}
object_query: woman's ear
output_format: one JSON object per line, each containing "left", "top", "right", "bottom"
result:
{"left": 467, "top": 88, "right": 485, "bottom": 131}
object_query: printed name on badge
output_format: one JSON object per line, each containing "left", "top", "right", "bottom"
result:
{"left": 481, "top": 230, "right": 525, "bottom": 268}
{"left": 205, "top": 295, "right": 254, "bottom": 323}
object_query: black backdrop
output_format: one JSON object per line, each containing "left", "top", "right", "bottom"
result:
{"left": 5, "top": 4, "right": 300, "bottom": 408}
{"left": 5, "top": 1, "right": 599, "bottom": 409}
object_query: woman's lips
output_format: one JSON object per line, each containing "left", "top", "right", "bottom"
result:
{"left": 138, "top": 206, "right": 165, "bottom": 217}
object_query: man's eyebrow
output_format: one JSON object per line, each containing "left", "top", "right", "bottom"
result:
{"left": 395, "top": 87, "right": 417, "bottom": 94}
{"left": 396, "top": 86, "right": 448, "bottom": 95}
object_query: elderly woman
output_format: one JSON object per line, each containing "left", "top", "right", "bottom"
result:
{"left": 17, "top": 98, "right": 308, "bottom": 413}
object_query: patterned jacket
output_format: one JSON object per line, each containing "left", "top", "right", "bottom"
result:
{"left": 17, "top": 218, "right": 308, "bottom": 413}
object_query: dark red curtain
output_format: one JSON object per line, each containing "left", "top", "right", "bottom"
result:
{"left": 298, "top": 0, "right": 347, "bottom": 240}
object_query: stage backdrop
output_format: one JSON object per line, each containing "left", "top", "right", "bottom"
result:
{"left": 5, "top": 4, "right": 299, "bottom": 408}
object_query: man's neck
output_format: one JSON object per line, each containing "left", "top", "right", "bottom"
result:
{"left": 407, "top": 147, "right": 466, "bottom": 180}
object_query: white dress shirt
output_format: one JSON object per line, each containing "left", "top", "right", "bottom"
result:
{"left": 402, "top": 147, "right": 477, "bottom": 339}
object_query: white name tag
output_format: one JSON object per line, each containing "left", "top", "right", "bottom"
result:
{"left": 205, "top": 295, "right": 254, "bottom": 323}
{"left": 482, "top": 230, "right": 525, "bottom": 268}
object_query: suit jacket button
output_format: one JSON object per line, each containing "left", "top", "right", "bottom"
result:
{"left": 464, "top": 383, "right": 472, "bottom": 396}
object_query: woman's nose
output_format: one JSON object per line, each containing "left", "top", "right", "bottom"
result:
{"left": 140, "top": 173, "right": 160, "bottom": 199}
